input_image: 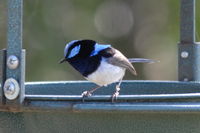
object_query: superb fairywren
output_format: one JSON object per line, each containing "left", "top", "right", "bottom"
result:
{"left": 59, "top": 40, "right": 156, "bottom": 102}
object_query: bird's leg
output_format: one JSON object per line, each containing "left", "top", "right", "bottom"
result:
{"left": 112, "top": 78, "right": 123, "bottom": 102}
{"left": 82, "top": 86, "right": 102, "bottom": 100}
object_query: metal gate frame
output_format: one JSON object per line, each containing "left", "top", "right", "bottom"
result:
{"left": 0, "top": 0, "right": 200, "bottom": 112}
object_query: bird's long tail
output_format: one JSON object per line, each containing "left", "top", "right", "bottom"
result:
{"left": 128, "top": 58, "right": 159, "bottom": 64}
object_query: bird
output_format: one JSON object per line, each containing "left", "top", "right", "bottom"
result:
{"left": 59, "top": 39, "right": 157, "bottom": 102}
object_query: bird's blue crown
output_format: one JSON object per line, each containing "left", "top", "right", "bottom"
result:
{"left": 64, "top": 40, "right": 111, "bottom": 59}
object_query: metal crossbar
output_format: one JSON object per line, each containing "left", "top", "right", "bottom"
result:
{"left": 25, "top": 93, "right": 200, "bottom": 101}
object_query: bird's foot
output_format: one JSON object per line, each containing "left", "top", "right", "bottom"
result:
{"left": 111, "top": 87, "right": 120, "bottom": 103}
{"left": 81, "top": 91, "right": 92, "bottom": 102}
{"left": 82, "top": 91, "right": 92, "bottom": 97}
{"left": 111, "top": 91, "right": 119, "bottom": 103}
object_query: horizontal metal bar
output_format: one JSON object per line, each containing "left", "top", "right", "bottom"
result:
{"left": 21, "top": 101, "right": 200, "bottom": 112}
{"left": 25, "top": 93, "right": 200, "bottom": 101}
{"left": 0, "top": 80, "right": 195, "bottom": 112}
{"left": 25, "top": 80, "right": 200, "bottom": 95}
{"left": 73, "top": 103, "right": 200, "bottom": 112}
{"left": 18, "top": 80, "right": 200, "bottom": 112}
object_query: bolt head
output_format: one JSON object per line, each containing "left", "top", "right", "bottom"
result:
{"left": 7, "top": 55, "right": 19, "bottom": 69}
{"left": 183, "top": 78, "right": 189, "bottom": 81}
{"left": 3, "top": 78, "right": 20, "bottom": 100}
{"left": 181, "top": 51, "right": 189, "bottom": 58}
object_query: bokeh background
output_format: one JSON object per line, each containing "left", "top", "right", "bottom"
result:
{"left": 0, "top": 0, "right": 200, "bottom": 81}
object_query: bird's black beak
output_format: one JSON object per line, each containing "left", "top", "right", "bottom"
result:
{"left": 59, "top": 58, "right": 67, "bottom": 64}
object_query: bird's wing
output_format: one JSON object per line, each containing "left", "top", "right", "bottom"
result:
{"left": 100, "top": 48, "right": 137, "bottom": 76}
{"left": 128, "top": 58, "right": 159, "bottom": 63}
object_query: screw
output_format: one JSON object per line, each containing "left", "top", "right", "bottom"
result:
{"left": 3, "top": 78, "right": 20, "bottom": 100}
{"left": 183, "top": 78, "right": 189, "bottom": 81}
{"left": 181, "top": 51, "right": 189, "bottom": 58}
{"left": 7, "top": 55, "right": 19, "bottom": 69}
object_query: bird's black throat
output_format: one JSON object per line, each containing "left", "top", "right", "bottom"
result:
{"left": 67, "top": 55, "right": 101, "bottom": 77}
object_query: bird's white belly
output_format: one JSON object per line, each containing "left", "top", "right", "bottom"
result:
{"left": 86, "top": 60, "right": 125, "bottom": 86}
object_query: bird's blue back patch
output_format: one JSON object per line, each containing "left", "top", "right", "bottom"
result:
{"left": 90, "top": 43, "right": 111, "bottom": 56}
{"left": 68, "top": 45, "right": 81, "bottom": 58}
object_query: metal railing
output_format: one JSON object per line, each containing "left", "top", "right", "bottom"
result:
{"left": 0, "top": 0, "right": 200, "bottom": 112}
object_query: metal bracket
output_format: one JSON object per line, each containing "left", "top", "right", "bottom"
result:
{"left": 179, "top": 43, "right": 200, "bottom": 81}
{"left": 0, "top": 48, "right": 25, "bottom": 109}
{"left": 4, "top": 50, "right": 25, "bottom": 105}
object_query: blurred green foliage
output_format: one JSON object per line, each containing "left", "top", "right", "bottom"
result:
{"left": 0, "top": 0, "right": 199, "bottom": 81}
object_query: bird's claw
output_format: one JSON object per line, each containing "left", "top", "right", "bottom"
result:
{"left": 82, "top": 91, "right": 92, "bottom": 97}
{"left": 111, "top": 91, "right": 119, "bottom": 103}
{"left": 111, "top": 87, "right": 120, "bottom": 103}
{"left": 81, "top": 91, "right": 92, "bottom": 102}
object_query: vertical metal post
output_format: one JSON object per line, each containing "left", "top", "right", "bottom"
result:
{"left": 178, "top": 0, "right": 200, "bottom": 81}
{"left": 5, "top": 0, "right": 25, "bottom": 105}
{"left": 180, "top": 0, "right": 195, "bottom": 43}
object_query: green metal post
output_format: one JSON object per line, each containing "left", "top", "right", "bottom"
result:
{"left": 5, "top": 0, "right": 25, "bottom": 106}
{"left": 180, "top": 0, "right": 195, "bottom": 43}
{"left": 178, "top": 0, "right": 200, "bottom": 81}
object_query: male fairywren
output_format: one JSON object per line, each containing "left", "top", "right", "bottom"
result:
{"left": 59, "top": 40, "right": 156, "bottom": 102}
